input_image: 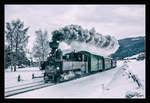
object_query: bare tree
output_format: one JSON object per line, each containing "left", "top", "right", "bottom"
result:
{"left": 5, "top": 19, "right": 29, "bottom": 71}
{"left": 33, "top": 29, "right": 50, "bottom": 62}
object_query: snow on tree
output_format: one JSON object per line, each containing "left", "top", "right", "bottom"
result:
{"left": 33, "top": 29, "right": 50, "bottom": 62}
{"left": 5, "top": 19, "right": 29, "bottom": 71}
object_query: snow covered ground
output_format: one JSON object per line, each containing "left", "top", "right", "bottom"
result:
{"left": 5, "top": 58, "right": 145, "bottom": 99}
{"left": 125, "top": 52, "right": 145, "bottom": 59}
{"left": 5, "top": 67, "right": 44, "bottom": 88}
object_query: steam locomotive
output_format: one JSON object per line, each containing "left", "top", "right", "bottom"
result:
{"left": 41, "top": 41, "right": 117, "bottom": 83}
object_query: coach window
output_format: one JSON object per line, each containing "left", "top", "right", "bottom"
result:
{"left": 84, "top": 55, "right": 88, "bottom": 61}
{"left": 78, "top": 54, "right": 82, "bottom": 61}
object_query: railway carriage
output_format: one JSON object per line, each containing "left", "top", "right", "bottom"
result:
{"left": 63, "top": 51, "right": 104, "bottom": 73}
{"left": 104, "top": 58, "right": 112, "bottom": 70}
{"left": 111, "top": 59, "right": 117, "bottom": 68}
{"left": 89, "top": 53, "right": 104, "bottom": 72}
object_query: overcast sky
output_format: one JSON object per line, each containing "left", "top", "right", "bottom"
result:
{"left": 5, "top": 5, "right": 145, "bottom": 51}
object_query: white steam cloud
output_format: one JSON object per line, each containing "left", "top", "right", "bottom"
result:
{"left": 52, "top": 24, "right": 119, "bottom": 57}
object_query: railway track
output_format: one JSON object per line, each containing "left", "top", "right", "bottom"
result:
{"left": 5, "top": 81, "right": 54, "bottom": 97}
{"left": 4, "top": 73, "right": 89, "bottom": 97}
{"left": 5, "top": 80, "right": 43, "bottom": 89}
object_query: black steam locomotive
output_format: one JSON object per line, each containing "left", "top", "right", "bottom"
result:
{"left": 41, "top": 41, "right": 117, "bottom": 83}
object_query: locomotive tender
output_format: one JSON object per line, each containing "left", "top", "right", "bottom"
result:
{"left": 42, "top": 48, "right": 117, "bottom": 83}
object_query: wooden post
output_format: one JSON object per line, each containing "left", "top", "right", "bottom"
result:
{"left": 18, "top": 75, "right": 21, "bottom": 82}
{"left": 32, "top": 73, "right": 34, "bottom": 79}
{"left": 101, "top": 84, "right": 104, "bottom": 94}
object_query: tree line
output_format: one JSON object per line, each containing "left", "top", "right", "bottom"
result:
{"left": 5, "top": 19, "right": 50, "bottom": 72}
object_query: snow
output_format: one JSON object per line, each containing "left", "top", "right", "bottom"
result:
{"left": 5, "top": 67, "right": 44, "bottom": 88}
{"left": 6, "top": 59, "right": 145, "bottom": 98}
{"left": 131, "top": 38, "right": 140, "bottom": 41}
{"left": 125, "top": 52, "right": 145, "bottom": 59}
{"left": 126, "top": 60, "right": 145, "bottom": 88}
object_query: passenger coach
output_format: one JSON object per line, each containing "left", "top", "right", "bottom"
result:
{"left": 63, "top": 51, "right": 116, "bottom": 74}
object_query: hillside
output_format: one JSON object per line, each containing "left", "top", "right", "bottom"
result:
{"left": 111, "top": 36, "right": 145, "bottom": 59}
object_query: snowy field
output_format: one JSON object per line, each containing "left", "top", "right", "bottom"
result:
{"left": 5, "top": 58, "right": 145, "bottom": 99}
{"left": 5, "top": 67, "right": 44, "bottom": 88}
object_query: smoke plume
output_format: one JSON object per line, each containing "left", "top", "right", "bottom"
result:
{"left": 51, "top": 24, "right": 119, "bottom": 57}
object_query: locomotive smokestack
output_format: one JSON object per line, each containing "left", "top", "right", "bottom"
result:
{"left": 49, "top": 40, "right": 59, "bottom": 50}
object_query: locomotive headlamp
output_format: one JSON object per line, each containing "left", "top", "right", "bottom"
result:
{"left": 57, "top": 67, "right": 60, "bottom": 70}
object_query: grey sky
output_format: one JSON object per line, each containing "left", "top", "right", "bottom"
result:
{"left": 5, "top": 5, "right": 145, "bottom": 50}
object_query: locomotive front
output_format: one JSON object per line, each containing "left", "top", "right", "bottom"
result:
{"left": 43, "top": 40, "right": 63, "bottom": 83}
